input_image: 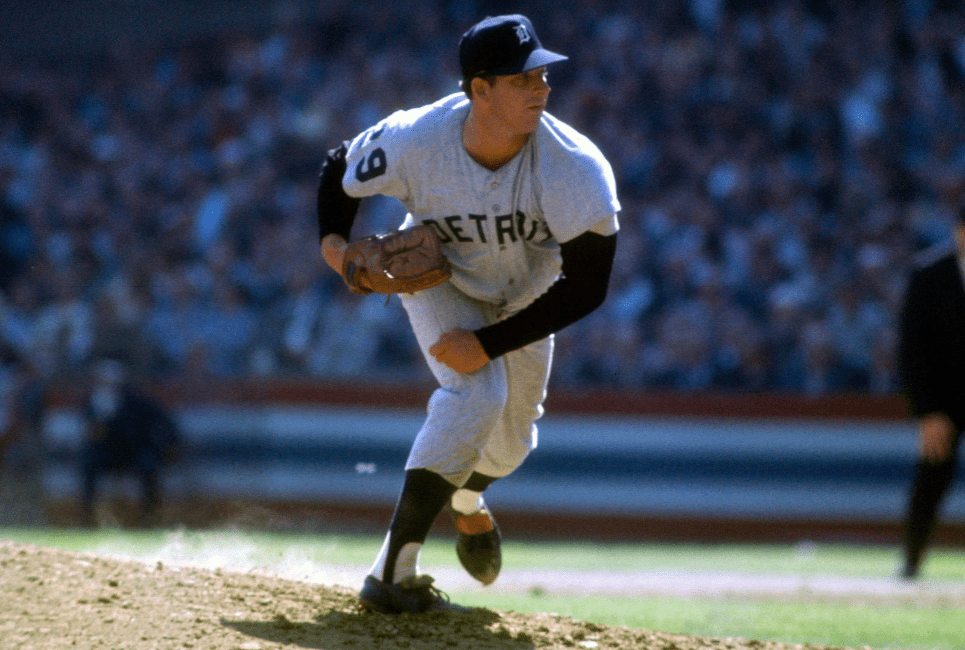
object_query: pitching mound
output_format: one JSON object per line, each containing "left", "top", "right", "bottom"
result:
{"left": 2, "top": 540, "right": 857, "bottom": 649}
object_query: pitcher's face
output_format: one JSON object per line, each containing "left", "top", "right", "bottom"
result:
{"left": 488, "top": 67, "right": 551, "bottom": 136}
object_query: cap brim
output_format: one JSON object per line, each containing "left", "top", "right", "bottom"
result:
{"left": 490, "top": 48, "right": 568, "bottom": 75}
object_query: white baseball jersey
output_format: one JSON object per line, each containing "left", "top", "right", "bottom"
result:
{"left": 342, "top": 92, "right": 620, "bottom": 315}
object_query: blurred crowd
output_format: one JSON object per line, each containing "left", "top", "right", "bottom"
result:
{"left": 2, "top": 0, "right": 965, "bottom": 400}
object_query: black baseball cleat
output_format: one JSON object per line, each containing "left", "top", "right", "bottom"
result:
{"left": 358, "top": 574, "right": 470, "bottom": 614}
{"left": 449, "top": 499, "right": 501, "bottom": 585}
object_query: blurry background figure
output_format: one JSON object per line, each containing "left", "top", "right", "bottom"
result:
{"left": 0, "top": 348, "right": 49, "bottom": 526}
{"left": 80, "top": 358, "right": 181, "bottom": 528}
{"left": 897, "top": 208, "right": 965, "bottom": 579}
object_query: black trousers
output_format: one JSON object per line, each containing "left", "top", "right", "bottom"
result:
{"left": 902, "top": 434, "right": 962, "bottom": 575}
{"left": 81, "top": 444, "right": 162, "bottom": 524}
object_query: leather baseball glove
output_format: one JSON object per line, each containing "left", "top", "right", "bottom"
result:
{"left": 341, "top": 224, "right": 451, "bottom": 295}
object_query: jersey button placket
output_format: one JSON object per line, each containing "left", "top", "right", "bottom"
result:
{"left": 488, "top": 175, "right": 507, "bottom": 259}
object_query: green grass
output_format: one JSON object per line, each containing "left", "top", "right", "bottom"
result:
{"left": 3, "top": 527, "right": 965, "bottom": 650}
{"left": 450, "top": 591, "right": 965, "bottom": 650}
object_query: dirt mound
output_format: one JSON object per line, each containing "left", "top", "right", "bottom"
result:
{"left": 1, "top": 540, "right": 855, "bottom": 649}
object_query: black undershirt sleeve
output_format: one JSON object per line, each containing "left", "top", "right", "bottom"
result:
{"left": 474, "top": 231, "right": 617, "bottom": 360}
{"left": 317, "top": 142, "right": 361, "bottom": 242}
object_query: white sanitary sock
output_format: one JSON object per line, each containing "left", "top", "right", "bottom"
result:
{"left": 450, "top": 488, "right": 483, "bottom": 515}
{"left": 368, "top": 533, "right": 422, "bottom": 584}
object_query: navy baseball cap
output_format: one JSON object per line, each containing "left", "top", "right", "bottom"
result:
{"left": 459, "top": 14, "right": 568, "bottom": 78}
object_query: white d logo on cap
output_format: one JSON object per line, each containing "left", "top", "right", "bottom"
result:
{"left": 514, "top": 25, "right": 531, "bottom": 44}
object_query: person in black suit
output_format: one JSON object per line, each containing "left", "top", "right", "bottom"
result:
{"left": 897, "top": 209, "right": 965, "bottom": 579}
{"left": 80, "top": 359, "right": 181, "bottom": 527}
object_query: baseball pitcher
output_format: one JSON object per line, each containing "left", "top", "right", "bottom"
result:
{"left": 316, "top": 14, "right": 620, "bottom": 614}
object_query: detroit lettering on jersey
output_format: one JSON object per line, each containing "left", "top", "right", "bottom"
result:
{"left": 422, "top": 212, "right": 552, "bottom": 246}
{"left": 341, "top": 92, "right": 620, "bottom": 312}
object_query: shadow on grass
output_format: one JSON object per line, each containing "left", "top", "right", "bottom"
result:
{"left": 223, "top": 607, "right": 536, "bottom": 650}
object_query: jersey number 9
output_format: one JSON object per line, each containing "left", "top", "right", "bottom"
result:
{"left": 355, "top": 148, "right": 387, "bottom": 182}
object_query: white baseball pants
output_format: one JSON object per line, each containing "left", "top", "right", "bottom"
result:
{"left": 399, "top": 282, "right": 553, "bottom": 487}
